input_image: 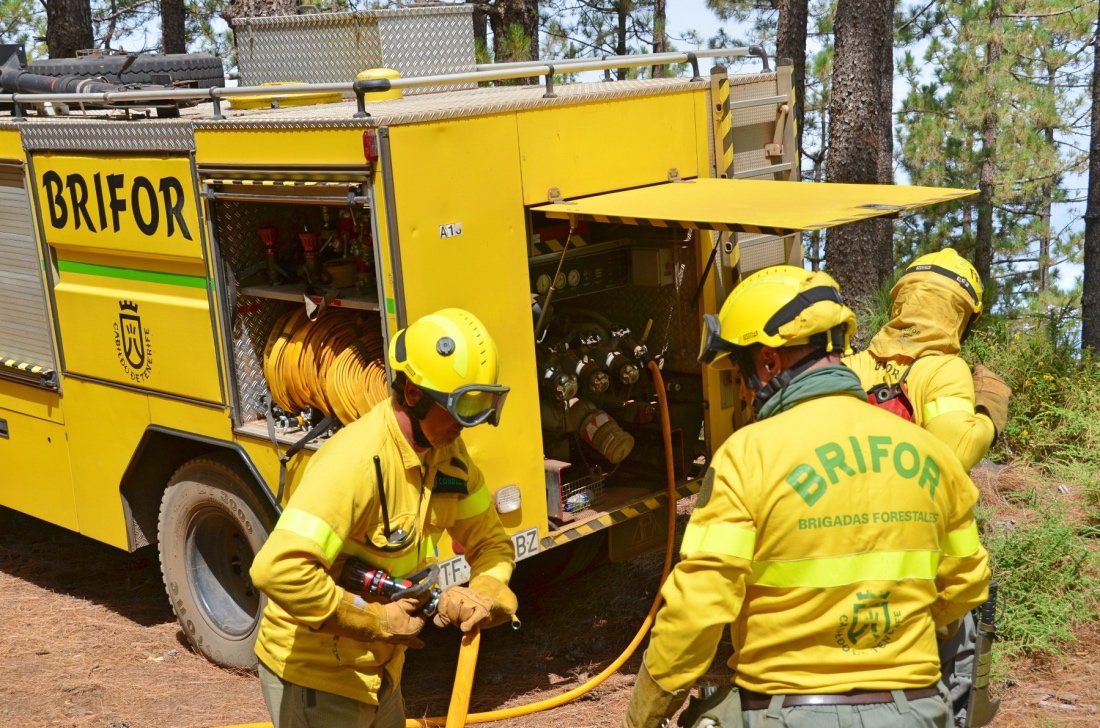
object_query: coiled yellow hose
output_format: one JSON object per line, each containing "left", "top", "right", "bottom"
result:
{"left": 262, "top": 308, "right": 388, "bottom": 424}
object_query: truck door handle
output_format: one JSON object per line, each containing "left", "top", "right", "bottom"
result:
{"left": 0, "top": 418, "right": 7, "bottom": 439}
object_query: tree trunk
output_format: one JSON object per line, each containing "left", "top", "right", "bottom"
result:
{"left": 1038, "top": 61, "right": 1056, "bottom": 297}
{"left": 615, "top": 0, "right": 630, "bottom": 80}
{"left": 468, "top": 0, "right": 489, "bottom": 61}
{"left": 824, "top": 0, "right": 892, "bottom": 310}
{"left": 488, "top": 0, "right": 539, "bottom": 63}
{"left": 1083, "top": 7, "right": 1100, "bottom": 351}
{"left": 651, "top": 0, "right": 666, "bottom": 78}
{"left": 161, "top": 0, "right": 187, "bottom": 54}
{"left": 975, "top": 0, "right": 1001, "bottom": 284}
{"left": 45, "top": 0, "right": 94, "bottom": 58}
{"left": 873, "top": 0, "right": 895, "bottom": 276}
{"left": 776, "top": 0, "right": 808, "bottom": 169}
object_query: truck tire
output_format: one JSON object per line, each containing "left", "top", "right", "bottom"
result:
{"left": 27, "top": 53, "right": 225, "bottom": 88}
{"left": 157, "top": 455, "right": 272, "bottom": 669}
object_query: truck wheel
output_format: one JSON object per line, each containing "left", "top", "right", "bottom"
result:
{"left": 157, "top": 455, "right": 272, "bottom": 669}
{"left": 27, "top": 53, "right": 225, "bottom": 88}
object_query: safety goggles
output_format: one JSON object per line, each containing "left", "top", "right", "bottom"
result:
{"left": 699, "top": 314, "right": 760, "bottom": 379}
{"left": 424, "top": 383, "right": 510, "bottom": 427}
{"left": 698, "top": 313, "right": 740, "bottom": 368}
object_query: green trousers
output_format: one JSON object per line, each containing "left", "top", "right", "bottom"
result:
{"left": 682, "top": 685, "right": 952, "bottom": 728}
{"left": 259, "top": 661, "right": 405, "bottom": 728}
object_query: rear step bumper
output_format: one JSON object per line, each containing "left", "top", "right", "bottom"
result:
{"left": 540, "top": 479, "right": 701, "bottom": 551}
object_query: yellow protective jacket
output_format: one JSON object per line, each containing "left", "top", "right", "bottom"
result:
{"left": 844, "top": 350, "right": 995, "bottom": 470}
{"left": 250, "top": 400, "right": 515, "bottom": 704}
{"left": 646, "top": 366, "right": 990, "bottom": 695}
{"left": 844, "top": 273, "right": 995, "bottom": 470}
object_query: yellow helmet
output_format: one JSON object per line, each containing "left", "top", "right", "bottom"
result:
{"left": 896, "top": 247, "right": 983, "bottom": 317}
{"left": 699, "top": 265, "right": 856, "bottom": 369}
{"left": 388, "top": 308, "right": 509, "bottom": 427}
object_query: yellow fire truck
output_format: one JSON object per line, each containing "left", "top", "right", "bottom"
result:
{"left": 0, "top": 6, "right": 971, "bottom": 670}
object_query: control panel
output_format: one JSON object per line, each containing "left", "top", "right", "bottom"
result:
{"left": 529, "top": 243, "right": 631, "bottom": 301}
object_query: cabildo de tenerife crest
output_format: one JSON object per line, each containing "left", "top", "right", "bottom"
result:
{"left": 113, "top": 300, "right": 153, "bottom": 382}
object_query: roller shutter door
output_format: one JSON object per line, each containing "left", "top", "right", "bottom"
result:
{"left": 0, "top": 161, "right": 57, "bottom": 384}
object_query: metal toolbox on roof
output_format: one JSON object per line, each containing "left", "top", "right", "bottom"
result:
{"left": 231, "top": 5, "right": 476, "bottom": 92}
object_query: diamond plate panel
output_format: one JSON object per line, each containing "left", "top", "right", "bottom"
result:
{"left": 215, "top": 198, "right": 319, "bottom": 420}
{"left": 234, "top": 7, "right": 474, "bottom": 95}
{"left": 193, "top": 77, "right": 698, "bottom": 130}
{"left": 19, "top": 120, "right": 195, "bottom": 151}
{"left": 378, "top": 11, "right": 476, "bottom": 94}
{"left": 233, "top": 294, "right": 292, "bottom": 422}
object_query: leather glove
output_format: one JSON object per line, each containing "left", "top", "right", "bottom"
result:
{"left": 622, "top": 660, "right": 688, "bottom": 728}
{"left": 469, "top": 574, "right": 518, "bottom": 629}
{"left": 433, "top": 575, "right": 518, "bottom": 632}
{"left": 433, "top": 584, "right": 494, "bottom": 633}
{"left": 972, "top": 364, "right": 1011, "bottom": 434}
{"left": 321, "top": 591, "right": 427, "bottom": 648}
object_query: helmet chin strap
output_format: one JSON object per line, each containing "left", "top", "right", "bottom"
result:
{"left": 746, "top": 325, "right": 849, "bottom": 415}
{"left": 397, "top": 380, "right": 435, "bottom": 449}
{"left": 747, "top": 351, "right": 821, "bottom": 416}
{"left": 409, "top": 416, "right": 432, "bottom": 449}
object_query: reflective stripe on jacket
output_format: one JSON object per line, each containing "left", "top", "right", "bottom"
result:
{"left": 645, "top": 391, "right": 990, "bottom": 695}
{"left": 844, "top": 349, "right": 995, "bottom": 470}
{"left": 250, "top": 400, "right": 515, "bottom": 704}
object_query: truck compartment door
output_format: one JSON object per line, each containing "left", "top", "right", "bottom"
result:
{"left": 0, "top": 161, "right": 59, "bottom": 388}
{"left": 31, "top": 154, "right": 224, "bottom": 404}
{"left": 534, "top": 177, "right": 977, "bottom": 452}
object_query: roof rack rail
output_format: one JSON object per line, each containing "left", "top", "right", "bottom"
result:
{"left": 1, "top": 46, "right": 770, "bottom": 121}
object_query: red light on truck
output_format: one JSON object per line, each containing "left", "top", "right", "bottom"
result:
{"left": 363, "top": 130, "right": 378, "bottom": 165}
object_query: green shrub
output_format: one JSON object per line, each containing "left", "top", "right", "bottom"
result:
{"left": 964, "top": 320, "right": 1100, "bottom": 481}
{"left": 985, "top": 505, "right": 1100, "bottom": 654}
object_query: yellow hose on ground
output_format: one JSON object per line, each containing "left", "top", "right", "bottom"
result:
{"left": 444, "top": 629, "right": 482, "bottom": 728}
{"left": 405, "top": 359, "right": 678, "bottom": 727}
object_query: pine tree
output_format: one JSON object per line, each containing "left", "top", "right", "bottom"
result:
{"left": 543, "top": 0, "right": 673, "bottom": 76}
{"left": 488, "top": 0, "right": 539, "bottom": 63}
{"left": 824, "top": 0, "right": 894, "bottom": 310}
{"left": 45, "top": 0, "right": 94, "bottom": 57}
{"left": 896, "top": 0, "right": 1091, "bottom": 315}
{"left": 0, "top": 0, "right": 43, "bottom": 55}
{"left": 161, "top": 0, "right": 186, "bottom": 53}
{"left": 1084, "top": 8, "right": 1100, "bottom": 350}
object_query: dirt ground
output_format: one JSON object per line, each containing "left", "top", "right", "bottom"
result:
{"left": 0, "top": 486, "right": 1096, "bottom": 728}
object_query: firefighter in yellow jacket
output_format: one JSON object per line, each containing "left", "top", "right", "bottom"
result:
{"left": 623, "top": 266, "right": 991, "bottom": 728}
{"left": 843, "top": 248, "right": 1011, "bottom": 471}
{"left": 250, "top": 308, "right": 518, "bottom": 728}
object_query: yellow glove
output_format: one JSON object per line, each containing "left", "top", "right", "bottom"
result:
{"left": 972, "top": 364, "right": 1011, "bottom": 434}
{"left": 321, "top": 591, "right": 427, "bottom": 648}
{"left": 433, "top": 575, "right": 518, "bottom": 632}
{"left": 622, "top": 660, "right": 688, "bottom": 728}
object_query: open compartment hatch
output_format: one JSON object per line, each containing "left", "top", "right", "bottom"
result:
{"left": 533, "top": 178, "right": 977, "bottom": 234}
{"left": 527, "top": 177, "right": 976, "bottom": 535}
